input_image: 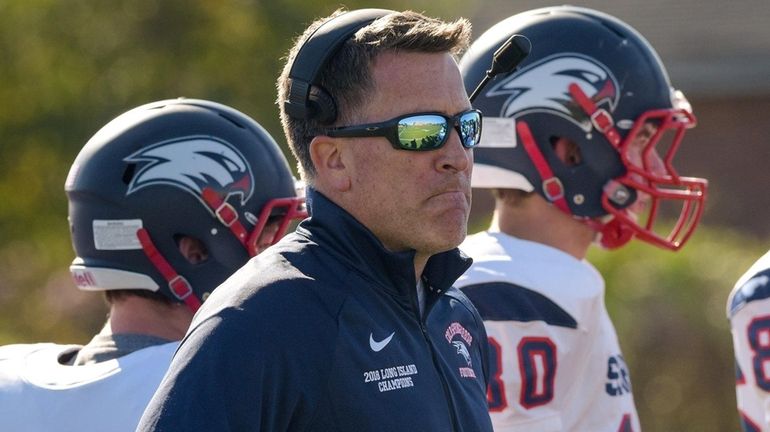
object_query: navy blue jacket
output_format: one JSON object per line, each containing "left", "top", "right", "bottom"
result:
{"left": 138, "top": 189, "right": 493, "bottom": 432}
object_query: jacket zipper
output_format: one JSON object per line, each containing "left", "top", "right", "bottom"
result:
{"left": 413, "top": 278, "right": 459, "bottom": 432}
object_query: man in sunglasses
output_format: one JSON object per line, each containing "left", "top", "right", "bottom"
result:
{"left": 0, "top": 99, "right": 305, "bottom": 431}
{"left": 455, "top": 6, "right": 708, "bottom": 432}
{"left": 138, "top": 8, "right": 493, "bottom": 432}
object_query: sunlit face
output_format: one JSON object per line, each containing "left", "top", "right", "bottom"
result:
{"left": 341, "top": 51, "right": 473, "bottom": 261}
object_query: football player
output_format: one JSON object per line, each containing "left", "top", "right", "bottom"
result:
{"left": 728, "top": 249, "right": 770, "bottom": 431}
{"left": 0, "top": 98, "right": 306, "bottom": 431}
{"left": 456, "top": 6, "right": 708, "bottom": 431}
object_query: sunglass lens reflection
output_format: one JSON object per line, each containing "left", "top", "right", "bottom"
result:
{"left": 460, "top": 112, "right": 481, "bottom": 148}
{"left": 398, "top": 115, "right": 448, "bottom": 150}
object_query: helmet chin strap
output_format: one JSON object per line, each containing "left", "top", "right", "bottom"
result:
{"left": 136, "top": 228, "right": 202, "bottom": 313}
{"left": 585, "top": 218, "right": 634, "bottom": 249}
{"left": 132, "top": 188, "right": 249, "bottom": 314}
{"left": 568, "top": 83, "right": 622, "bottom": 148}
{"left": 517, "top": 94, "right": 635, "bottom": 250}
{"left": 568, "top": 82, "right": 637, "bottom": 249}
{"left": 201, "top": 187, "right": 308, "bottom": 257}
{"left": 134, "top": 190, "right": 308, "bottom": 313}
{"left": 201, "top": 187, "right": 251, "bottom": 250}
{"left": 516, "top": 120, "right": 570, "bottom": 213}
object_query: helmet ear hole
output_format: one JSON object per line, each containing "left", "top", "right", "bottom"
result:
{"left": 551, "top": 136, "right": 582, "bottom": 167}
{"left": 174, "top": 234, "right": 209, "bottom": 265}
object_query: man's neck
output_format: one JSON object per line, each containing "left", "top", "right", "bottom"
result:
{"left": 492, "top": 197, "right": 594, "bottom": 260}
{"left": 105, "top": 295, "right": 194, "bottom": 341}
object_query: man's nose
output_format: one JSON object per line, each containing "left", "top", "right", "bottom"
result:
{"left": 436, "top": 128, "right": 471, "bottom": 173}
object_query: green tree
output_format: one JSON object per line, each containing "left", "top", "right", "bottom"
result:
{"left": 0, "top": 0, "right": 470, "bottom": 343}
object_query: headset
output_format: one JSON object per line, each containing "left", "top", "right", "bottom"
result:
{"left": 283, "top": 8, "right": 529, "bottom": 125}
{"left": 283, "top": 8, "right": 393, "bottom": 124}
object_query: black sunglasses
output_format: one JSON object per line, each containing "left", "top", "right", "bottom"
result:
{"left": 324, "top": 109, "right": 482, "bottom": 151}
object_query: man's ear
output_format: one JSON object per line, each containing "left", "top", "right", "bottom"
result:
{"left": 309, "top": 136, "right": 352, "bottom": 192}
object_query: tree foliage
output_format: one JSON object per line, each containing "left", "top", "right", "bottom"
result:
{"left": 0, "top": 0, "right": 468, "bottom": 342}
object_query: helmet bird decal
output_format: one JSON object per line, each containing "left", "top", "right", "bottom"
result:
{"left": 486, "top": 54, "right": 619, "bottom": 131}
{"left": 124, "top": 136, "right": 254, "bottom": 206}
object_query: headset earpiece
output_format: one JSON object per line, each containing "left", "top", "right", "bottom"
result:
{"left": 307, "top": 86, "right": 338, "bottom": 125}
{"left": 284, "top": 8, "right": 393, "bottom": 124}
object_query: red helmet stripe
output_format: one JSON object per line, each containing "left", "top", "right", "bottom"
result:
{"left": 516, "top": 121, "right": 570, "bottom": 214}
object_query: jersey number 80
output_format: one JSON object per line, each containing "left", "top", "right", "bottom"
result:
{"left": 487, "top": 336, "right": 557, "bottom": 411}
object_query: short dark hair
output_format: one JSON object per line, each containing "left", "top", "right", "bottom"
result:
{"left": 276, "top": 9, "right": 471, "bottom": 183}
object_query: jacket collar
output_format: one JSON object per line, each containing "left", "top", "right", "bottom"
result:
{"left": 298, "top": 188, "right": 472, "bottom": 298}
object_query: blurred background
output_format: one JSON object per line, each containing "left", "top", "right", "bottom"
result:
{"left": 1, "top": 0, "right": 768, "bottom": 430}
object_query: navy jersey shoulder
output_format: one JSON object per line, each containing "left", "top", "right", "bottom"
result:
{"left": 729, "top": 268, "right": 770, "bottom": 319}
{"left": 461, "top": 281, "right": 577, "bottom": 328}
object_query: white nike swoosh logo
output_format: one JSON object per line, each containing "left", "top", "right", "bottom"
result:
{"left": 369, "top": 332, "right": 395, "bottom": 352}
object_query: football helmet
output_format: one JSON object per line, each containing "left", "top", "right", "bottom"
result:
{"left": 461, "top": 6, "right": 707, "bottom": 250}
{"left": 65, "top": 99, "right": 306, "bottom": 311}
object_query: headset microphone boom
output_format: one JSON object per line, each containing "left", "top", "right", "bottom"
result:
{"left": 468, "top": 34, "right": 531, "bottom": 103}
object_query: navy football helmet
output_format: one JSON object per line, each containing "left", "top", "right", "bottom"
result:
{"left": 65, "top": 99, "right": 306, "bottom": 310}
{"left": 461, "top": 6, "right": 707, "bottom": 250}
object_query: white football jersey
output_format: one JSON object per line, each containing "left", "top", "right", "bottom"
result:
{"left": 728, "top": 249, "right": 770, "bottom": 432}
{"left": 0, "top": 341, "right": 177, "bottom": 432}
{"left": 457, "top": 231, "right": 640, "bottom": 432}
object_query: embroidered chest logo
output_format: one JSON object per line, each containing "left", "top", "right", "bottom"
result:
{"left": 369, "top": 331, "right": 395, "bottom": 352}
{"left": 445, "top": 322, "right": 476, "bottom": 378}
{"left": 362, "top": 331, "right": 418, "bottom": 393}
{"left": 363, "top": 364, "right": 419, "bottom": 393}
